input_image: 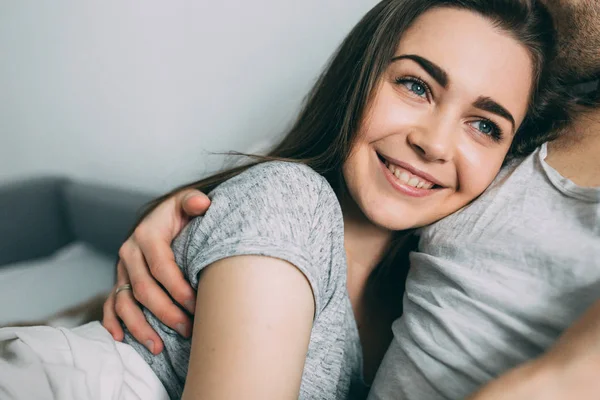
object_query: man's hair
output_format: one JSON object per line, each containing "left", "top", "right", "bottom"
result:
{"left": 545, "top": 0, "right": 600, "bottom": 82}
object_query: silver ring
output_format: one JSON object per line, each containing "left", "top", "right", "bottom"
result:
{"left": 115, "top": 283, "right": 132, "bottom": 295}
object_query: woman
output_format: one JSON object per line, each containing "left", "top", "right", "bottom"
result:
{"left": 0, "top": 0, "right": 569, "bottom": 399}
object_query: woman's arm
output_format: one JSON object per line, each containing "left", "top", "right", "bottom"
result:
{"left": 106, "top": 190, "right": 600, "bottom": 398}
{"left": 183, "top": 255, "right": 314, "bottom": 400}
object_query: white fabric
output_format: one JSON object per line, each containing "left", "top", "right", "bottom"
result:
{"left": 0, "top": 242, "right": 115, "bottom": 325}
{"left": 0, "top": 322, "right": 169, "bottom": 400}
{"left": 368, "top": 144, "right": 600, "bottom": 400}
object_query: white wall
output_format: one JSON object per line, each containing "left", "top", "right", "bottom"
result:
{"left": 0, "top": 0, "right": 376, "bottom": 193}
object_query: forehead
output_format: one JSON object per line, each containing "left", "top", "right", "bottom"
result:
{"left": 396, "top": 7, "right": 534, "bottom": 125}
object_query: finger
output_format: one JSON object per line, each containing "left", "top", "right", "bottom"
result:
{"left": 102, "top": 290, "right": 124, "bottom": 341}
{"left": 103, "top": 259, "right": 131, "bottom": 341}
{"left": 123, "top": 243, "right": 193, "bottom": 335}
{"left": 181, "top": 189, "right": 211, "bottom": 217}
{"left": 114, "top": 259, "right": 165, "bottom": 353}
{"left": 116, "top": 255, "right": 133, "bottom": 286}
{"left": 114, "top": 285, "right": 165, "bottom": 355}
{"left": 137, "top": 232, "right": 197, "bottom": 314}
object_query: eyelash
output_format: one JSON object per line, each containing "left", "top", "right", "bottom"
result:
{"left": 394, "top": 76, "right": 432, "bottom": 100}
{"left": 394, "top": 75, "right": 504, "bottom": 142}
{"left": 470, "top": 119, "right": 504, "bottom": 142}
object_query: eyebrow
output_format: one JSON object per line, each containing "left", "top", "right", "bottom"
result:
{"left": 390, "top": 54, "right": 449, "bottom": 88}
{"left": 391, "top": 54, "right": 516, "bottom": 132}
{"left": 473, "top": 96, "right": 516, "bottom": 132}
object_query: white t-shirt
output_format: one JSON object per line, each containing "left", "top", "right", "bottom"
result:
{"left": 369, "top": 143, "right": 600, "bottom": 399}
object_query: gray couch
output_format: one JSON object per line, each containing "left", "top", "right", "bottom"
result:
{"left": 0, "top": 177, "right": 153, "bottom": 324}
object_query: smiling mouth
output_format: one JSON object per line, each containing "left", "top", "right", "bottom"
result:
{"left": 376, "top": 153, "right": 443, "bottom": 190}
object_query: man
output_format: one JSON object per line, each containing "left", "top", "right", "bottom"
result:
{"left": 365, "top": 1, "right": 600, "bottom": 397}
{"left": 104, "top": 0, "right": 600, "bottom": 397}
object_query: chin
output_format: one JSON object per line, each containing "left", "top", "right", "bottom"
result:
{"left": 360, "top": 200, "right": 419, "bottom": 232}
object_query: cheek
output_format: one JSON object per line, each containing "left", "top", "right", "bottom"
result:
{"left": 360, "top": 88, "right": 426, "bottom": 142}
{"left": 342, "top": 148, "right": 365, "bottom": 198}
{"left": 342, "top": 147, "right": 386, "bottom": 214}
{"left": 455, "top": 142, "right": 506, "bottom": 198}
{"left": 342, "top": 155, "right": 356, "bottom": 190}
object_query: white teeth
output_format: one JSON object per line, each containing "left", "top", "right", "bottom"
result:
{"left": 384, "top": 160, "right": 436, "bottom": 190}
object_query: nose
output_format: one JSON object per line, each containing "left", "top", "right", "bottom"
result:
{"left": 407, "top": 114, "right": 456, "bottom": 163}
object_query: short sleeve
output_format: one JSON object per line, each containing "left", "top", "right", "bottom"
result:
{"left": 172, "top": 161, "right": 344, "bottom": 317}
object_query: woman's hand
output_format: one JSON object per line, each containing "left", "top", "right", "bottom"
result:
{"left": 469, "top": 299, "right": 600, "bottom": 399}
{"left": 102, "top": 189, "right": 211, "bottom": 355}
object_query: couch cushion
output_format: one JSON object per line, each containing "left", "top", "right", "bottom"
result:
{"left": 0, "top": 242, "right": 115, "bottom": 325}
{"left": 0, "top": 177, "right": 73, "bottom": 266}
{"left": 63, "top": 181, "right": 153, "bottom": 257}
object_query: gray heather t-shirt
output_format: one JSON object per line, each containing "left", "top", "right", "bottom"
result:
{"left": 368, "top": 143, "right": 600, "bottom": 400}
{"left": 123, "top": 161, "right": 367, "bottom": 400}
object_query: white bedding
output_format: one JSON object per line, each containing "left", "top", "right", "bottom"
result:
{"left": 0, "top": 322, "right": 169, "bottom": 400}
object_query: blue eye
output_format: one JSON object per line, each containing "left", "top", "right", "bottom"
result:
{"left": 404, "top": 81, "right": 427, "bottom": 97}
{"left": 395, "top": 77, "right": 429, "bottom": 98}
{"left": 469, "top": 120, "right": 502, "bottom": 141}
{"left": 472, "top": 120, "right": 494, "bottom": 135}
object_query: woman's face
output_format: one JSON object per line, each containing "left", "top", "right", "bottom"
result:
{"left": 343, "top": 7, "right": 534, "bottom": 231}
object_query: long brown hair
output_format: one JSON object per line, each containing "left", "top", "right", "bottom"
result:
{"left": 141, "top": 0, "right": 567, "bottom": 215}
{"left": 136, "top": 0, "right": 570, "bottom": 292}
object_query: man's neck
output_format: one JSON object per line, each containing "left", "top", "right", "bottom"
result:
{"left": 546, "top": 106, "right": 600, "bottom": 187}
